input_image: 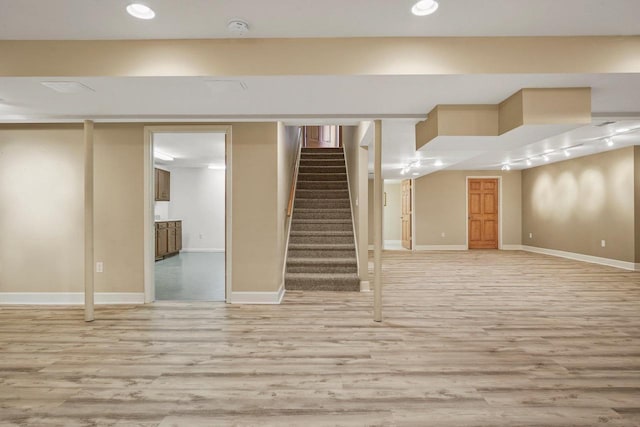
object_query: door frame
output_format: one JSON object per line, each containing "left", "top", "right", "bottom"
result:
{"left": 465, "top": 176, "right": 503, "bottom": 250}
{"left": 143, "top": 125, "right": 232, "bottom": 304}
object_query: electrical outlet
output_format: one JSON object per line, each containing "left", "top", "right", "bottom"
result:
{"left": 96, "top": 262, "right": 104, "bottom": 273}
{"left": 601, "top": 240, "right": 606, "bottom": 248}
{"left": 529, "top": 233, "right": 533, "bottom": 239}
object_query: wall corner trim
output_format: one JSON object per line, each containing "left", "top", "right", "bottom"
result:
{"left": 521, "top": 245, "right": 637, "bottom": 271}
{"left": 360, "top": 281, "right": 371, "bottom": 292}
{"left": 414, "top": 245, "right": 468, "bottom": 251}
{"left": 228, "top": 284, "right": 285, "bottom": 305}
{"left": 0, "top": 293, "right": 145, "bottom": 305}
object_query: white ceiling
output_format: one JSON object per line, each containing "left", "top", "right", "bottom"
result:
{"left": 1, "top": 0, "right": 639, "bottom": 39}
{"left": 153, "top": 132, "right": 225, "bottom": 168}
{"left": 1, "top": 74, "right": 640, "bottom": 119}
{"left": 1, "top": 1, "right": 640, "bottom": 177}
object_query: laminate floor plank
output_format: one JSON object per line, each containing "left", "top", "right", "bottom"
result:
{"left": 1, "top": 250, "right": 639, "bottom": 426}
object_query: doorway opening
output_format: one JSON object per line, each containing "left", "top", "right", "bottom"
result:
{"left": 381, "top": 179, "right": 412, "bottom": 250}
{"left": 467, "top": 177, "right": 500, "bottom": 249}
{"left": 303, "top": 125, "right": 341, "bottom": 148}
{"left": 144, "top": 126, "right": 231, "bottom": 303}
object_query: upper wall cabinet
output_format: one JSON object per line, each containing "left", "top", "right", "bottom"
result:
{"left": 155, "top": 168, "right": 170, "bottom": 201}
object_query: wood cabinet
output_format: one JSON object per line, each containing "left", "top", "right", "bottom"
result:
{"left": 155, "top": 220, "right": 182, "bottom": 260}
{"left": 155, "top": 168, "right": 170, "bottom": 201}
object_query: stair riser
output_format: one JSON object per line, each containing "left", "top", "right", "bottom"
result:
{"left": 288, "top": 249, "right": 356, "bottom": 258}
{"left": 285, "top": 278, "right": 360, "bottom": 292}
{"left": 294, "top": 211, "right": 351, "bottom": 220}
{"left": 301, "top": 148, "right": 343, "bottom": 153}
{"left": 286, "top": 264, "right": 357, "bottom": 274}
{"left": 295, "top": 199, "right": 350, "bottom": 209}
{"left": 299, "top": 160, "right": 345, "bottom": 167}
{"left": 291, "top": 222, "right": 352, "bottom": 232}
{"left": 295, "top": 190, "right": 349, "bottom": 199}
{"left": 298, "top": 173, "right": 347, "bottom": 182}
{"left": 289, "top": 235, "right": 354, "bottom": 244}
{"left": 300, "top": 155, "right": 345, "bottom": 161}
{"left": 296, "top": 181, "right": 348, "bottom": 190}
{"left": 298, "top": 166, "right": 346, "bottom": 174}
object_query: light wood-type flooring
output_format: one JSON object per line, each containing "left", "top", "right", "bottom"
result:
{"left": 1, "top": 250, "right": 639, "bottom": 426}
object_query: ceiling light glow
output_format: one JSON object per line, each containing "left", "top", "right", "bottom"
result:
{"left": 126, "top": 3, "right": 156, "bottom": 20}
{"left": 208, "top": 164, "right": 226, "bottom": 170}
{"left": 564, "top": 150, "right": 570, "bottom": 157}
{"left": 615, "top": 128, "right": 630, "bottom": 133}
{"left": 543, "top": 155, "right": 550, "bottom": 162}
{"left": 605, "top": 138, "right": 614, "bottom": 147}
{"left": 412, "top": 0, "right": 439, "bottom": 16}
{"left": 154, "top": 151, "right": 174, "bottom": 161}
{"left": 526, "top": 159, "right": 532, "bottom": 167}
{"left": 434, "top": 159, "right": 443, "bottom": 167}
{"left": 412, "top": 172, "right": 419, "bottom": 176}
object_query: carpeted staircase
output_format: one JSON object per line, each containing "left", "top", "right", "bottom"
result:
{"left": 285, "top": 147, "right": 360, "bottom": 291}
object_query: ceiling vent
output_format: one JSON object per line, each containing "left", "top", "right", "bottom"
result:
{"left": 595, "top": 121, "right": 616, "bottom": 127}
{"left": 205, "top": 80, "right": 248, "bottom": 94}
{"left": 41, "top": 81, "right": 95, "bottom": 93}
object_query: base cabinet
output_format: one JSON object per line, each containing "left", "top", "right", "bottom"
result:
{"left": 156, "top": 221, "right": 182, "bottom": 260}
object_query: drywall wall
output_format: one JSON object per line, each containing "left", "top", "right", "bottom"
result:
{"left": 277, "top": 124, "right": 300, "bottom": 283}
{"left": 522, "top": 146, "right": 635, "bottom": 262}
{"left": 0, "top": 121, "right": 281, "bottom": 297}
{"left": 343, "top": 122, "right": 371, "bottom": 283}
{"left": 167, "top": 167, "right": 225, "bottom": 251}
{"left": 0, "top": 125, "right": 84, "bottom": 293}
{"left": 414, "top": 170, "right": 522, "bottom": 247}
{"left": 93, "top": 124, "right": 145, "bottom": 293}
{"left": 383, "top": 182, "right": 402, "bottom": 242}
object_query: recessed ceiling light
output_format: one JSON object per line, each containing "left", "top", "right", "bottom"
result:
{"left": 526, "top": 159, "right": 532, "bottom": 166}
{"left": 412, "top": 0, "right": 439, "bottom": 16}
{"left": 564, "top": 150, "right": 571, "bottom": 157}
{"left": 501, "top": 164, "right": 511, "bottom": 171}
{"left": 543, "top": 155, "right": 550, "bottom": 162}
{"left": 227, "top": 19, "right": 250, "bottom": 35}
{"left": 615, "top": 128, "right": 630, "bottom": 133}
{"left": 154, "top": 151, "right": 174, "bottom": 161}
{"left": 412, "top": 172, "right": 419, "bottom": 176}
{"left": 434, "top": 159, "right": 443, "bottom": 167}
{"left": 605, "top": 138, "right": 614, "bottom": 147}
{"left": 208, "top": 164, "right": 226, "bottom": 170}
{"left": 41, "top": 81, "right": 94, "bottom": 93}
{"left": 127, "top": 3, "right": 155, "bottom": 20}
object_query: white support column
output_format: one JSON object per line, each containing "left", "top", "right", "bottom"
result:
{"left": 84, "top": 120, "right": 95, "bottom": 322}
{"left": 373, "top": 120, "right": 383, "bottom": 322}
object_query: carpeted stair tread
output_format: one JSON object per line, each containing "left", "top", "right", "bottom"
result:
{"left": 284, "top": 273, "right": 360, "bottom": 291}
{"left": 290, "top": 230, "right": 353, "bottom": 236}
{"left": 288, "top": 243, "right": 355, "bottom": 250}
{"left": 287, "top": 257, "right": 356, "bottom": 265}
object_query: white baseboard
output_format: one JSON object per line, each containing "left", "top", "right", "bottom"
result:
{"left": 521, "top": 245, "right": 638, "bottom": 271}
{"left": 228, "top": 284, "right": 285, "bottom": 304}
{"left": 414, "top": 245, "right": 468, "bottom": 251}
{"left": 502, "top": 244, "right": 523, "bottom": 250}
{"left": 181, "top": 248, "right": 225, "bottom": 253}
{"left": 0, "top": 292, "right": 145, "bottom": 305}
{"left": 360, "top": 280, "right": 371, "bottom": 292}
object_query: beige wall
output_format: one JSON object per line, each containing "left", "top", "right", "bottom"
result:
{"left": 522, "top": 147, "right": 636, "bottom": 263}
{"left": 94, "top": 124, "right": 145, "bottom": 292}
{"left": 414, "top": 170, "right": 522, "bottom": 247}
{"left": 0, "top": 122, "right": 281, "bottom": 295}
{"left": 383, "top": 182, "right": 402, "bottom": 242}
{"left": 277, "top": 123, "right": 300, "bottom": 285}
{"left": 0, "top": 125, "right": 84, "bottom": 292}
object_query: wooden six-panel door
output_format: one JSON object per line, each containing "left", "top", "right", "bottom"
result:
{"left": 468, "top": 178, "right": 498, "bottom": 249}
{"left": 401, "top": 179, "right": 412, "bottom": 250}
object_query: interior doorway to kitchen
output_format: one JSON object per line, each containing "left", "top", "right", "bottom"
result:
{"left": 144, "top": 126, "right": 230, "bottom": 302}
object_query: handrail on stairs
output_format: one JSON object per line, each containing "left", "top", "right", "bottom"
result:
{"left": 287, "top": 128, "right": 304, "bottom": 217}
